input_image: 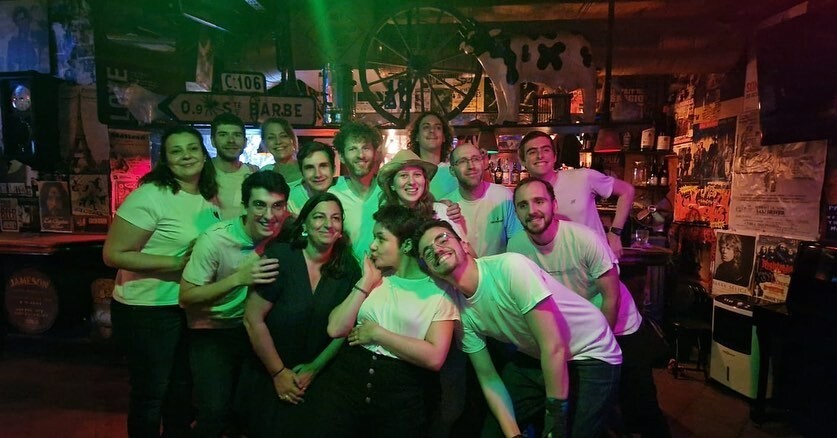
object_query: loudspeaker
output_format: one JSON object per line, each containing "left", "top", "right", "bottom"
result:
{"left": 0, "top": 72, "right": 61, "bottom": 170}
{"left": 710, "top": 294, "right": 773, "bottom": 399}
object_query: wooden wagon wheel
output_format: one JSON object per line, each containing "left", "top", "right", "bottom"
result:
{"left": 358, "top": 6, "right": 483, "bottom": 127}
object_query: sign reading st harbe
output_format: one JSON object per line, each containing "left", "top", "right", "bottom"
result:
{"left": 159, "top": 92, "right": 316, "bottom": 125}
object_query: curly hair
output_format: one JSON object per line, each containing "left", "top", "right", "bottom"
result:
{"left": 140, "top": 125, "right": 218, "bottom": 200}
{"left": 407, "top": 111, "right": 454, "bottom": 162}
{"left": 718, "top": 233, "right": 743, "bottom": 267}
{"left": 373, "top": 205, "right": 427, "bottom": 257}
{"left": 332, "top": 121, "right": 382, "bottom": 157}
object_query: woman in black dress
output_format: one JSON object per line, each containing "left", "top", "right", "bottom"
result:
{"left": 237, "top": 192, "right": 360, "bottom": 437}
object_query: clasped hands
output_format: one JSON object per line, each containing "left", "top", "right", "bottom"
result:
{"left": 273, "top": 363, "right": 319, "bottom": 405}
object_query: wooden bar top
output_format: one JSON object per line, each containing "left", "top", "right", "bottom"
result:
{"left": 0, "top": 233, "right": 107, "bottom": 256}
{"left": 620, "top": 245, "right": 673, "bottom": 266}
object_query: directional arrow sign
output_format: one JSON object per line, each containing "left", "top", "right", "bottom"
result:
{"left": 159, "top": 93, "right": 317, "bottom": 125}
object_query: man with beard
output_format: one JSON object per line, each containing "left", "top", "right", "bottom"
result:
{"left": 287, "top": 141, "right": 337, "bottom": 216}
{"left": 408, "top": 111, "right": 460, "bottom": 199}
{"left": 508, "top": 177, "right": 670, "bottom": 437}
{"left": 179, "top": 171, "right": 290, "bottom": 436}
{"left": 414, "top": 220, "right": 622, "bottom": 438}
{"left": 519, "top": 131, "right": 634, "bottom": 258}
{"left": 443, "top": 142, "right": 522, "bottom": 257}
{"left": 211, "top": 113, "right": 260, "bottom": 219}
{"left": 328, "top": 122, "right": 385, "bottom": 261}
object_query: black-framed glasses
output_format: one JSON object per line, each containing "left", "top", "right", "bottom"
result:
{"left": 453, "top": 156, "right": 483, "bottom": 168}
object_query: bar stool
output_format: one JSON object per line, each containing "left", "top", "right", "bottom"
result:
{"left": 665, "top": 281, "right": 712, "bottom": 379}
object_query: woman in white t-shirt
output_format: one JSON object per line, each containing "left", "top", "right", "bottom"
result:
{"left": 104, "top": 125, "right": 220, "bottom": 437}
{"left": 300, "top": 205, "right": 459, "bottom": 437}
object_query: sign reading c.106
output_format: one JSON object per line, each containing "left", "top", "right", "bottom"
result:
{"left": 220, "top": 71, "right": 266, "bottom": 93}
{"left": 159, "top": 93, "right": 316, "bottom": 125}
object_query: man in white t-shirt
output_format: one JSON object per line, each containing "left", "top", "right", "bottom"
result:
{"left": 510, "top": 177, "right": 670, "bottom": 436}
{"left": 519, "top": 130, "right": 634, "bottom": 258}
{"left": 211, "top": 113, "right": 260, "bottom": 219}
{"left": 179, "top": 171, "right": 290, "bottom": 437}
{"left": 407, "top": 111, "right": 459, "bottom": 199}
{"left": 443, "top": 142, "right": 522, "bottom": 256}
{"left": 415, "top": 220, "right": 622, "bottom": 438}
{"left": 328, "top": 122, "right": 384, "bottom": 261}
{"left": 287, "top": 141, "right": 337, "bottom": 216}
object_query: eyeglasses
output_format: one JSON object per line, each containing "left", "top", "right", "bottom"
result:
{"left": 251, "top": 200, "right": 287, "bottom": 214}
{"left": 421, "top": 231, "right": 453, "bottom": 262}
{"left": 453, "top": 156, "right": 483, "bottom": 168}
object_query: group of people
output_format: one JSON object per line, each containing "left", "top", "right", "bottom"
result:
{"left": 103, "top": 110, "right": 670, "bottom": 437}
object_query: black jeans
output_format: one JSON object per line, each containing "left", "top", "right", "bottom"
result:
{"left": 111, "top": 301, "right": 192, "bottom": 438}
{"left": 189, "top": 326, "right": 248, "bottom": 437}
{"left": 616, "top": 320, "right": 671, "bottom": 437}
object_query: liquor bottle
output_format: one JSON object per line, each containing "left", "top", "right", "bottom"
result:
{"left": 494, "top": 159, "right": 503, "bottom": 184}
{"left": 511, "top": 161, "right": 521, "bottom": 185}
{"left": 659, "top": 160, "right": 669, "bottom": 186}
{"left": 519, "top": 164, "right": 529, "bottom": 181}
{"left": 621, "top": 130, "right": 632, "bottom": 151}
{"left": 648, "top": 159, "right": 659, "bottom": 186}
{"left": 655, "top": 105, "right": 674, "bottom": 151}
{"left": 502, "top": 159, "right": 511, "bottom": 185}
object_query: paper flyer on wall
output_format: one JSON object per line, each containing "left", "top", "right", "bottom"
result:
{"left": 0, "top": 197, "right": 19, "bottom": 232}
{"left": 712, "top": 231, "right": 756, "bottom": 295}
{"left": 38, "top": 181, "right": 73, "bottom": 233}
{"left": 673, "top": 182, "right": 731, "bottom": 229}
{"left": 70, "top": 174, "right": 110, "bottom": 232}
{"left": 728, "top": 139, "right": 827, "bottom": 240}
{"left": 109, "top": 129, "right": 151, "bottom": 213}
{"left": 753, "top": 235, "right": 800, "bottom": 303}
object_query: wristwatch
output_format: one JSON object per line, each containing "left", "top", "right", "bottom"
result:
{"left": 608, "top": 226, "right": 623, "bottom": 236}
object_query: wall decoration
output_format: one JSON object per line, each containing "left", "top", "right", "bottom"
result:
{"left": 753, "top": 235, "right": 800, "bottom": 302}
{"left": 38, "top": 180, "right": 72, "bottom": 232}
{"left": 70, "top": 174, "right": 109, "bottom": 232}
{"left": 49, "top": 0, "right": 95, "bottom": 84}
{"left": 0, "top": 197, "right": 19, "bottom": 231}
{"left": 108, "top": 129, "right": 150, "bottom": 213}
{"left": 0, "top": 0, "right": 49, "bottom": 73}
{"left": 712, "top": 231, "right": 756, "bottom": 295}
{"left": 728, "top": 139, "right": 827, "bottom": 240}
{"left": 673, "top": 182, "right": 731, "bottom": 229}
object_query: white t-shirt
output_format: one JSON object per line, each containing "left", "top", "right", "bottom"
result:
{"left": 215, "top": 162, "right": 259, "bottom": 220}
{"left": 357, "top": 274, "right": 460, "bottom": 360}
{"left": 459, "top": 254, "right": 622, "bottom": 365}
{"left": 430, "top": 162, "right": 459, "bottom": 200}
{"left": 508, "top": 220, "right": 641, "bottom": 336}
{"left": 552, "top": 168, "right": 615, "bottom": 241}
{"left": 443, "top": 183, "right": 522, "bottom": 257}
{"left": 287, "top": 181, "right": 310, "bottom": 216}
{"left": 328, "top": 177, "right": 382, "bottom": 261}
{"left": 181, "top": 217, "right": 255, "bottom": 329}
{"left": 112, "top": 184, "right": 220, "bottom": 306}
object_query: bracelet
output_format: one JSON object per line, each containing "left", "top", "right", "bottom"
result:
{"left": 271, "top": 367, "right": 285, "bottom": 378}
{"left": 353, "top": 284, "right": 370, "bottom": 296}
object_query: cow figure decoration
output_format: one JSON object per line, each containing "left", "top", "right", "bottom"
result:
{"left": 460, "top": 20, "right": 597, "bottom": 124}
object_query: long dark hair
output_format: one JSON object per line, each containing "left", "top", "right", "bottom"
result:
{"left": 288, "top": 192, "right": 356, "bottom": 278}
{"left": 408, "top": 111, "right": 454, "bottom": 162}
{"left": 140, "top": 125, "right": 218, "bottom": 200}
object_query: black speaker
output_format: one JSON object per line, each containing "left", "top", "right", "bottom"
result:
{"left": 0, "top": 71, "right": 61, "bottom": 171}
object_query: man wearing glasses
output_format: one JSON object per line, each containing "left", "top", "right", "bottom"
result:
{"left": 179, "top": 171, "right": 290, "bottom": 436}
{"left": 414, "top": 219, "right": 622, "bottom": 438}
{"left": 442, "top": 142, "right": 522, "bottom": 257}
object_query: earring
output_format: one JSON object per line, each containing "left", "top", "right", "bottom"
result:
{"left": 301, "top": 230, "right": 309, "bottom": 237}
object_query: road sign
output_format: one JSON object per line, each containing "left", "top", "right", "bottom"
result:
{"left": 220, "top": 71, "right": 266, "bottom": 93}
{"left": 159, "top": 93, "right": 317, "bottom": 125}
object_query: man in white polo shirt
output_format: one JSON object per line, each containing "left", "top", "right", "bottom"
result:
{"left": 415, "top": 219, "right": 622, "bottom": 438}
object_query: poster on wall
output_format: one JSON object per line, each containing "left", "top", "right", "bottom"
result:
{"left": 70, "top": 174, "right": 109, "bottom": 232}
{"left": 49, "top": 0, "right": 95, "bottom": 84}
{"left": 753, "top": 235, "right": 800, "bottom": 303}
{"left": 728, "top": 139, "right": 827, "bottom": 240}
{"left": 673, "top": 182, "right": 731, "bottom": 229}
{"left": 712, "top": 231, "right": 756, "bottom": 295}
{"left": 0, "top": 0, "right": 49, "bottom": 73}
{"left": 0, "top": 197, "right": 19, "bottom": 231}
{"left": 38, "top": 180, "right": 72, "bottom": 233}
{"left": 109, "top": 129, "right": 151, "bottom": 213}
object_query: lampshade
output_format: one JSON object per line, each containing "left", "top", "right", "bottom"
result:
{"left": 478, "top": 129, "right": 498, "bottom": 152}
{"left": 594, "top": 128, "right": 622, "bottom": 152}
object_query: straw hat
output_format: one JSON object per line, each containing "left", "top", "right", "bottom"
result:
{"left": 377, "top": 149, "right": 438, "bottom": 190}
